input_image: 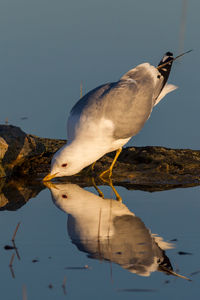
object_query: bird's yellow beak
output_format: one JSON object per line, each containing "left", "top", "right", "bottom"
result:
{"left": 43, "top": 172, "right": 59, "bottom": 182}
{"left": 43, "top": 180, "right": 59, "bottom": 190}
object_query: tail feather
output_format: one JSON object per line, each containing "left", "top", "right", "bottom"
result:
{"left": 154, "top": 83, "right": 178, "bottom": 106}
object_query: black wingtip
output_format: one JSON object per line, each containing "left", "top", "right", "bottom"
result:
{"left": 166, "top": 51, "right": 173, "bottom": 57}
{"left": 157, "top": 52, "right": 174, "bottom": 88}
{"left": 158, "top": 52, "right": 174, "bottom": 66}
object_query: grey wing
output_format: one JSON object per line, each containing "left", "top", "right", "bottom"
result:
{"left": 67, "top": 83, "right": 114, "bottom": 140}
{"left": 70, "top": 83, "right": 112, "bottom": 116}
{"left": 102, "top": 76, "right": 155, "bottom": 139}
{"left": 68, "top": 66, "right": 156, "bottom": 141}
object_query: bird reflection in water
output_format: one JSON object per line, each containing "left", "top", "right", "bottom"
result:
{"left": 45, "top": 181, "right": 189, "bottom": 280}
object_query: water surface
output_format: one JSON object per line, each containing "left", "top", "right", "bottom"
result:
{"left": 0, "top": 179, "right": 199, "bottom": 299}
{"left": 0, "top": 0, "right": 200, "bottom": 299}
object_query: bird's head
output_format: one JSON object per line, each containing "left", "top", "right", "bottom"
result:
{"left": 43, "top": 144, "right": 85, "bottom": 181}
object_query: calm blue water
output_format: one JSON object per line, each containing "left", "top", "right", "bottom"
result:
{"left": 0, "top": 0, "right": 199, "bottom": 148}
{"left": 0, "top": 184, "right": 200, "bottom": 299}
{"left": 0, "top": 0, "right": 200, "bottom": 299}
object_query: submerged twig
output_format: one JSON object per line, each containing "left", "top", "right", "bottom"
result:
{"left": 97, "top": 208, "right": 102, "bottom": 261}
{"left": 62, "top": 276, "right": 67, "bottom": 295}
{"left": 9, "top": 253, "right": 15, "bottom": 267}
{"left": 190, "top": 270, "right": 200, "bottom": 276}
{"left": 117, "top": 288, "right": 157, "bottom": 293}
{"left": 80, "top": 81, "right": 83, "bottom": 98}
{"left": 12, "top": 240, "right": 21, "bottom": 260}
{"left": 9, "top": 253, "right": 15, "bottom": 279}
{"left": 12, "top": 222, "right": 21, "bottom": 242}
{"left": 22, "top": 285, "right": 27, "bottom": 300}
{"left": 64, "top": 265, "right": 90, "bottom": 270}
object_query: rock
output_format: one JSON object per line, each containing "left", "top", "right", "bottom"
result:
{"left": 0, "top": 124, "right": 200, "bottom": 192}
{"left": 0, "top": 137, "right": 8, "bottom": 159}
{"left": 0, "top": 125, "right": 44, "bottom": 177}
{"left": 0, "top": 125, "right": 65, "bottom": 178}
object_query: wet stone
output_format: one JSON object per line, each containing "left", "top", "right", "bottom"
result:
{"left": 0, "top": 124, "right": 200, "bottom": 192}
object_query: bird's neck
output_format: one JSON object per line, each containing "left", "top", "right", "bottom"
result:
{"left": 65, "top": 139, "right": 109, "bottom": 170}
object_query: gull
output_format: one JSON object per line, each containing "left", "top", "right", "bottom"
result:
{"left": 50, "top": 183, "right": 173, "bottom": 277}
{"left": 46, "top": 182, "right": 190, "bottom": 280}
{"left": 43, "top": 51, "right": 186, "bottom": 181}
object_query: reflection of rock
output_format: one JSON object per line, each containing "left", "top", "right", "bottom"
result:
{"left": 50, "top": 183, "right": 174, "bottom": 277}
{"left": 0, "top": 178, "right": 44, "bottom": 211}
{"left": 0, "top": 178, "right": 7, "bottom": 208}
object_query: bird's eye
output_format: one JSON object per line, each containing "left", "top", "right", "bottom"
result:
{"left": 62, "top": 194, "right": 67, "bottom": 199}
{"left": 62, "top": 163, "right": 67, "bottom": 167}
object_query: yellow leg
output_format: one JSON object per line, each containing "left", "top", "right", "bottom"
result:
{"left": 91, "top": 177, "right": 104, "bottom": 198}
{"left": 100, "top": 177, "right": 122, "bottom": 202}
{"left": 109, "top": 179, "right": 122, "bottom": 202}
{"left": 91, "top": 161, "right": 96, "bottom": 171}
{"left": 84, "top": 161, "right": 96, "bottom": 175}
{"left": 99, "top": 147, "right": 122, "bottom": 179}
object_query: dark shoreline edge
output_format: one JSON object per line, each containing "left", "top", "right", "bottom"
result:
{"left": 0, "top": 124, "right": 200, "bottom": 193}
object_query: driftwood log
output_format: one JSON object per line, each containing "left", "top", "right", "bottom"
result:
{"left": 0, "top": 124, "right": 200, "bottom": 210}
